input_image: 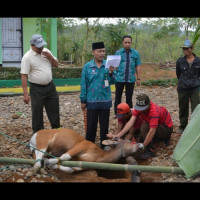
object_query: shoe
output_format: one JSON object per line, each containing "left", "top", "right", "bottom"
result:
{"left": 163, "top": 137, "right": 171, "bottom": 146}
{"left": 177, "top": 127, "right": 184, "bottom": 134}
{"left": 137, "top": 149, "right": 155, "bottom": 160}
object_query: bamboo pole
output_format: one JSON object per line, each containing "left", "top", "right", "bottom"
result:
{"left": 0, "top": 157, "right": 184, "bottom": 175}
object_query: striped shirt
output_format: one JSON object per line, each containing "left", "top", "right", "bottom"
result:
{"left": 132, "top": 102, "right": 173, "bottom": 128}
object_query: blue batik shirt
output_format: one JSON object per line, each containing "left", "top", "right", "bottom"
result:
{"left": 80, "top": 59, "right": 115, "bottom": 109}
{"left": 115, "top": 48, "right": 141, "bottom": 83}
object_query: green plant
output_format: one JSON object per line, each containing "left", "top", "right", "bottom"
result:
{"left": 0, "top": 67, "right": 83, "bottom": 80}
{"left": 141, "top": 78, "right": 178, "bottom": 87}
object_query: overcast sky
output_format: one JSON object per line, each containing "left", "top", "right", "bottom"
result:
{"left": 66, "top": 17, "right": 149, "bottom": 25}
{"left": 66, "top": 17, "right": 194, "bottom": 31}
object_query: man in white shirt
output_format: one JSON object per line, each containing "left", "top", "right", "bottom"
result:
{"left": 21, "top": 34, "right": 60, "bottom": 133}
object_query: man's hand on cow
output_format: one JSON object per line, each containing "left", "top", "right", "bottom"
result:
{"left": 106, "top": 133, "right": 119, "bottom": 141}
{"left": 106, "top": 133, "right": 113, "bottom": 139}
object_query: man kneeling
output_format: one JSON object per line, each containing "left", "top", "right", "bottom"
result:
{"left": 107, "top": 103, "right": 143, "bottom": 143}
{"left": 107, "top": 94, "right": 173, "bottom": 159}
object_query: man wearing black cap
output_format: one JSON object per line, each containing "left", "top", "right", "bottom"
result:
{"left": 21, "top": 34, "right": 60, "bottom": 134}
{"left": 80, "top": 42, "right": 115, "bottom": 148}
{"left": 111, "top": 94, "right": 173, "bottom": 159}
{"left": 176, "top": 40, "right": 200, "bottom": 134}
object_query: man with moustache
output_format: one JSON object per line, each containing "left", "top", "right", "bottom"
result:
{"left": 80, "top": 42, "right": 115, "bottom": 148}
{"left": 114, "top": 35, "right": 142, "bottom": 116}
{"left": 176, "top": 40, "right": 200, "bottom": 134}
{"left": 21, "top": 34, "right": 60, "bottom": 134}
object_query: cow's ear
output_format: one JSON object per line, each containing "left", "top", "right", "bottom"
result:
{"left": 102, "top": 140, "right": 120, "bottom": 146}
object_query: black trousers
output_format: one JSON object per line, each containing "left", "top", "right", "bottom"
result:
{"left": 86, "top": 109, "right": 110, "bottom": 148}
{"left": 114, "top": 82, "right": 135, "bottom": 114}
{"left": 178, "top": 89, "right": 200, "bottom": 130}
{"left": 29, "top": 81, "right": 60, "bottom": 133}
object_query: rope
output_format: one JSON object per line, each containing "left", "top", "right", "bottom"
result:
{"left": 0, "top": 164, "right": 32, "bottom": 171}
{"left": 0, "top": 131, "right": 56, "bottom": 159}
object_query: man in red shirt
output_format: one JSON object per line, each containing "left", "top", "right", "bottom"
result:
{"left": 109, "top": 94, "right": 173, "bottom": 159}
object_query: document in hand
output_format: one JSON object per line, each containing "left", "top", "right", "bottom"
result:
{"left": 105, "top": 55, "right": 121, "bottom": 69}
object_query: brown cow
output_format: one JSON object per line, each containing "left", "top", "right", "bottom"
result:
{"left": 29, "top": 128, "right": 139, "bottom": 175}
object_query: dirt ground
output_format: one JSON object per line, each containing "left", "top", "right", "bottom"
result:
{"left": 1, "top": 63, "right": 196, "bottom": 183}
{"left": 140, "top": 63, "right": 176, "bottom": 81}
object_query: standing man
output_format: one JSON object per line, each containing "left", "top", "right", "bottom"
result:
{"left": 176, "top": 40, "right": 200, "bottom": 134}
{"left": 80, "top": 42, "right": 115, "bottom": 148}
{"left": 114, "top": 35, "right": 142, "bottom": 115}
{"left": 21, "top": 34, "right": 60, "bottom": 133}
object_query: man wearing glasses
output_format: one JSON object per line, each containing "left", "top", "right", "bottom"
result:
{"left": 176, "top": 40, "right": 200, "bottom": 134}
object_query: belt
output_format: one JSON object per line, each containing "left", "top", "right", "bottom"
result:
{"left": 29, "top": 81, "right": 52, "bottom": 87}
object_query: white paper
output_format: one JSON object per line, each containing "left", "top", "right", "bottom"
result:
{"left": 105, "top": 55, "right": 121, "bottom": 69}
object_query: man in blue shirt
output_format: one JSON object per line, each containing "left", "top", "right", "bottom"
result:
{"left": 114, "top": 35, "right": 141, "bottom": 115}
{"left": 80, "top": 42, "right": 115, "bottom": 148}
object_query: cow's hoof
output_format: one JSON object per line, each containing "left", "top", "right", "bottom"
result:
{"left": 30, "top": 166, "right": 40, "bottom": 176}
{"left": 44, "top": 158, "right": 58, "bottom": 167}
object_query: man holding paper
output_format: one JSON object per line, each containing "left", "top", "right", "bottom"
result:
{"left": 114, "top": 35, "right": 142, "bottom": 115}
{"left": 80, "top": 42, "right": 115, "bottom": 149}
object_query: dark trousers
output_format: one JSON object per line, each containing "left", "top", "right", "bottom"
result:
{"left": 140, "top": 122, "right": 173, "bottom": 142}
{"left": 140, "top": 122, "right": 173, "bottom": 148}
{"left": 114, "top": 82, "right": 135, "bottom": 114}
{"left": 86, "top": 109, "right": 110, "bottom": 148}
{"left": 30, "top": 81, "right": 60, "bottom": 133}
{"left": 178, "top": 90, "right": 200, "bottom": 130}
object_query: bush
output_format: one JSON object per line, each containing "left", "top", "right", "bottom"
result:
{"left": 0, "top": 67, "right": 83, "bottom": 80}
{"left": 141, "top": 78, "right": 178, "bottom": 86}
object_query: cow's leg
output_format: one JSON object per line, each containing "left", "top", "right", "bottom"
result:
{"left": 31, "top": 148, "right": 46, "bottom": 175}
{"left": 44, "top": 142, "right": 88, "bottom": 172}
{"left": 126, "top": 156, "right": 140, "bottom": 183}
{"left": 44, "top": 155, "right": 83, "bottom": 173}
{"left": 48, "top": 163, "right": 82, "bottom": 173}
{"left": 45, "top": 141, "right": 87, "bottom": 165}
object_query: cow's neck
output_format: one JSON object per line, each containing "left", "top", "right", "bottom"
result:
{"left": 97, "top": 143, "right": 128, "bottom": 163}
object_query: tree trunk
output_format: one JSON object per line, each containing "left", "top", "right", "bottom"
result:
{"left": 81, "top": 19, "right": 90, "bottom": 66}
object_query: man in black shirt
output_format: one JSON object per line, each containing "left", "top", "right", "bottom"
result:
{"left": 176, "top": 40, "right": 200, "bottom": 134}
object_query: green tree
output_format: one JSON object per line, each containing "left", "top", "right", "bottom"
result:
{"left": 79, "top": 18, "right": 100, "bottom": 66}
{"left": 192, "top": 18, "right": 200, "bottom": 56}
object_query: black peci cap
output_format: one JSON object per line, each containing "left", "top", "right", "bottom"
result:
{"left": 92, "top": 42, "right": 105, "bottom": 50}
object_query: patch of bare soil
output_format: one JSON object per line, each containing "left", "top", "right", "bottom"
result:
{"left": 1, "top": 64, "right": 199, "bottom": 183}
{"left": 140, "top": 63, "right": 176, "bottom": 81}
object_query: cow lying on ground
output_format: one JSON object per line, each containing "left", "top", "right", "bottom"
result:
{"left": 29, "top": 128, "right": 140, "bottom": 175}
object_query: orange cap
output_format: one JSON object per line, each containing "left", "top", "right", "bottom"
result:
{"left": 116, "top": 103, "right": 130, "bottom": 118}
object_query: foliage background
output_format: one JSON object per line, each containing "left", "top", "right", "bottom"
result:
{"left": 37, "top": 17, "right": 200, "bottom": 66}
